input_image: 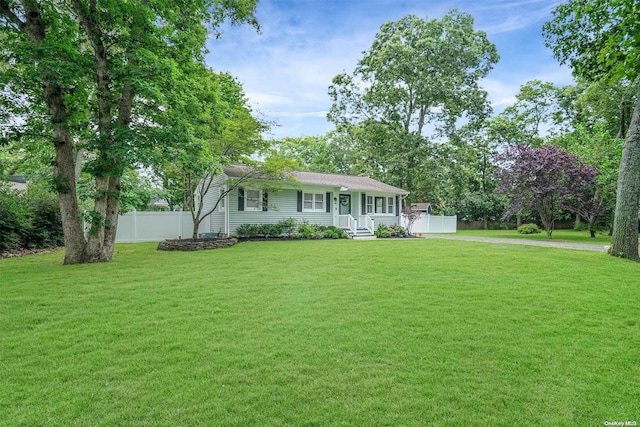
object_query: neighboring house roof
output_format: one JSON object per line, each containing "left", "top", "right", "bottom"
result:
{"left": 222, "top": 165, "right": 409, "bottom": 195}
{"left": 2, "top": 175, "right": 28, "bottom": 192}
{"left": 411, "top": 203, "right": 432, "bottom": 211}
{"left": 149, "top": 199, "right": 170, "bottom": 208}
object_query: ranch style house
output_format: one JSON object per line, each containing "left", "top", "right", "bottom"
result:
{"left": 197, "top": 165, "right": 409, "bottom": 237}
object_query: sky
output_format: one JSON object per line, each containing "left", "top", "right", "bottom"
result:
{"left": 205, "top": 0, "right": 574, "bottom": 140}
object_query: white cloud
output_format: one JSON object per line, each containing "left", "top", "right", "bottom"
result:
{"left": 206, "top": 0, "right": 574, "bottom": 138}
{"left": 482, "top": 78, "right": 519, "bottom": 108}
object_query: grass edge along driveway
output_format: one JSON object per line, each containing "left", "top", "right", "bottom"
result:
{"left": 1, "top": 239, "right": 639, "bottom": 426}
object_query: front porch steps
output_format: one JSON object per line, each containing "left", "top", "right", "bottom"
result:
{"left": 343, "top": 227, "right": 376, "bottom": 239}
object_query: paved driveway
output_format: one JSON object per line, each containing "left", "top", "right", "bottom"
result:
{"left": 421, "top": 234, "right": 608, "bottom": 252}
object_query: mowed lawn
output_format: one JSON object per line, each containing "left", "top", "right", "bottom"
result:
{"left": 1, "top": 239, "right": 639, "bottom": 426}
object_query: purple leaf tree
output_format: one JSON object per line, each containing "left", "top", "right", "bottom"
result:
{"left": 494, "top": 144, "right": 600, "bottom": 238}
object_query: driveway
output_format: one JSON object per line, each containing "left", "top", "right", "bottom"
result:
{"left": 421, "top": 234, "right": 608, "bottom": 252}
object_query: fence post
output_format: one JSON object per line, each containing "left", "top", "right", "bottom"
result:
{"left": 131, "top": 210, "right": 137, "bottom": 243}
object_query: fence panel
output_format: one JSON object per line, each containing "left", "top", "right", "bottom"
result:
{"left": 115, "top": 211, "right": 207, "bottom": 243}
{"left": 402, "top": 214, "right": 457, "bottom": 234}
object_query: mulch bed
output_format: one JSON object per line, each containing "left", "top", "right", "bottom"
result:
{"left": 0, "top": 247, "right": 63, "bottom": 259}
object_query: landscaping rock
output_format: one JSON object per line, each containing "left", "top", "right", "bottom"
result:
{"left": 157, "top": 237, "right": 237, "bottom": 251}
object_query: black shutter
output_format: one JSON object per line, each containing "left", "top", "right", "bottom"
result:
{"left": 262, "top": 191, "right": 268, "bottom": 211}
{"left": 326, "top": 192, "right": 331, "bottom": 213}
{"left": 361, "top": 194, "right": 366, "bottom": 215}
{"left": 297, "top": 191, "right": 302, "bottom": 212}
{"left": 238, "top": 187, "right": 244, "bottom": 211}
{"left": 396, "top": 195, "right": 400, "bottom": 216}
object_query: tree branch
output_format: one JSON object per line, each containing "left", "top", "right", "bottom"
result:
{"left": 0, "top": 0, "right": 25, "bottom": 29}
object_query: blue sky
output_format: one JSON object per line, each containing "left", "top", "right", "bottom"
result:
{"left": 206, "top": 0, "right": 573, "bottom": 140}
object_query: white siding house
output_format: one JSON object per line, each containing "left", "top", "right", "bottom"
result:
{"left": 199, "top": 165, "right": 409, "bottom": 236}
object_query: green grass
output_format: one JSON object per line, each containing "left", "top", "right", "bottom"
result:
{"left": 1, "top": 240, "right": 639, "bottom": 426}
{"left": 457, "top": 228, "right": 614, "bottom": 244}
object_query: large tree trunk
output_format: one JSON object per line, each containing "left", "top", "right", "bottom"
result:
{"left": 610, "top": 91, "right": 640, "bottom": 261}
{"left": 53, "top": 124, "right": 88, "bottom": 265}
{"left": 73, "top": 1, "right": 132, "bottom": 263}
{"left": 19, "top": 1, "right": 89, "bottom": 264}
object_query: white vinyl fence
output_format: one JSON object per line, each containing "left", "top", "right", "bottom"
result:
{"left": 402, "top": 214, "right": 457, "bottom": 234}
{"left": 115, "top": 211, "right": 207, "bottom": 243}
{"left": 114, "top": 211, "right": 456, "bottom": 242}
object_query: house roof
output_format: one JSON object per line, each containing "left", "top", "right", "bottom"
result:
{"left": 411, "top": 203, "right": 432, "bottom": 211}
{"left": 223, "top": 165, "right": 408, "bottom": 195}
{"left": 2, "top": 175, "right": 27, "bottom": 192}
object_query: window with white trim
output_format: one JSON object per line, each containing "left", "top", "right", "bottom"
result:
{"left": 245, "top": 189, "right": 261, "bottom": 211}
{"left": 366, "top": 196, "right": 373, "bottom": 214}
{"left": 303, "top": 192, "right": 324, "bottom": 212}
{"left": 373, "top": 196, "right": 395, "bottom": 215}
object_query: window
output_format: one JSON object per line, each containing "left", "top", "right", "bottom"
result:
{"left": 245, "top": 189, "right": 260, "bottom": 211}
{"left": 303, "top": 192, "right": 325, "bottom": 212}
{"left": 366, "top": 196, "right": 373, "bottom": 214}
{"left": 387, "top": 196, "right": 395, "bottom": 215}
{"left": 373, "top": 196, "right": 395, "bottom": 215}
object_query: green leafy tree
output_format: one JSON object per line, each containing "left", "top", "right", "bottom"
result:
{"left": 501, "top": 80, "right": 585, "bottom": 146}
{"left": 328, "top": 11, "right": 499, "bottom": 199}
{"left": 151, "top": 66, "right": 299, "bottom": 239}
{"left": 0, "top": 0, "right": 258, "bottom": 264}
{"left": 575, "top": 79, "right": 638, "bottom": 140}
{"left": 118, "top": 169, "right": 167, "bottom": 213}
{"left": 272, "top": 132, "right": 360, "bottom": 175}
{"left": 559, "top": 122, "right": 624, "bottom": 233}
{"left": 543, "top": 0, "right": 640, "bottom": 260}
{"left": 447, "top": 120, "right": 507, "bottom": 228}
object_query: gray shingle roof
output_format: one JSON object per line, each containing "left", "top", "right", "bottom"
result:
{"left": 223, "top": 165, "right": 408, "bottom": 194}
{"left": 293, "top": 171, "right": 408, "bottom": 194}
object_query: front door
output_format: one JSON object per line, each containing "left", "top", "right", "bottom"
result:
{"left": 339, "top": 194, "right": 351, "bottom": 215}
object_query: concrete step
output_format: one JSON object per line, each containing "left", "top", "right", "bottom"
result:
{"left": 352, "top": 234, "right": 377, "bottom": 240}
{"left": 342, "top": 228, "right": 376, "bottom": 239}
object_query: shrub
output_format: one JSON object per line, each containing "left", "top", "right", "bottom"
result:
{"left": 517, "top": 223, "right": 541, "bottom": 234}
{"left": 375, "top": 223, "right": 407, "bottom": 238}
{"left": 24, "top": 189, "right": 64, "bottom": 248}
{"left": 297, "top": 221, "right": 319, "bottom": 239}
{"left": 573, "top": 221, "right": 589, "bottom": 232}
{"left": 235, "top": 220, "right": 347, "bottom": 240}
{"left": 235, "top": 223, "right": 261, "bottom": 238}
{"left": 374, "top": 224, "right": 392, "bottom": 238}
{"left": 324, "top": 225, "right": 348, "bottom": 239}
{"left": 0, "top": 184, "right": 64, "bottom": 251}
{"left": 279, "top": 217, "right": 297, "bottom": 237}
{"left": 0, "top": 187, "right": 32, "bottom": 251}
{"left": 388, "top": 224, "right": 407, "bottom": 237}
{"left": 259, "top": 223, "right": 282, "bottom": 237}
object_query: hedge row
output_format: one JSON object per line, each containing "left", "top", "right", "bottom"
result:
{"left": 0, "top": 185, "right": 64, "bottom": 252}
{"left": 235, "top": 218, "right": 348, "bottom": 240}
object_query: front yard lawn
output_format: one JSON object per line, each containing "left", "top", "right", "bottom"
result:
{"left": 1, "top": 239, "right": 638, "bottom": 425}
